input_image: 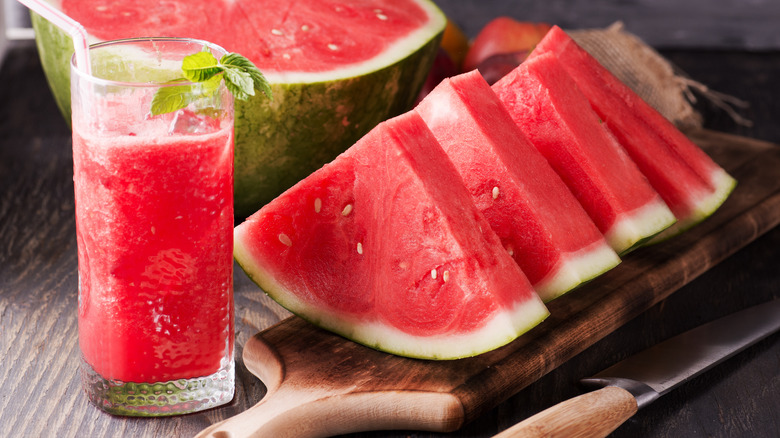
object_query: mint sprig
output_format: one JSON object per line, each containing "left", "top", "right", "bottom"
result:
{"left": 151, "top": 49, "right": 272, "bottom": 116}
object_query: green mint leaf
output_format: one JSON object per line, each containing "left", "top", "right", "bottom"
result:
{"left": 151, "top": 48, "right": 271, "bottom": 115}
{"left": 150, "top": 79, "right": 195, "bottom": 116}
{"left": 182, "top": 51, "right": 223, "bottom": 82}
{"left": 150, "top": 76, "right": 222, "bottom": 116}
{"left": 222, "top": 67, "right": 255, "bottom": 101}
{"left": 221, "top": 53, "right": 273, "bottom": 100}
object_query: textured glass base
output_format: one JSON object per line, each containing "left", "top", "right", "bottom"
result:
{"left": 80, "top": 356, "right": 234, "bottom": 416}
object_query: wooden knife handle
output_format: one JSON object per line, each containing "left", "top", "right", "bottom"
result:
{"left": 493, "top": 386, "right": 638, "bottom": 438}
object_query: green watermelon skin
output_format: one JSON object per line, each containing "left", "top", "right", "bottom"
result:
{"left": 528, "top": 26, "right": 736, "bottom": 239}
{"left": 29, "top": 0, "right": 446, "bottom": 218}
{"left": 416, "top": 70, "right": 620, "bottom": 302}
{"left": 30, "top": 13, "right": 73, "bottom": 122}
{"left": 234, "top": 111, "right": 549, "bottom": 360}
{"left": 493, "top": 53, "right": 677, "bottom": 254}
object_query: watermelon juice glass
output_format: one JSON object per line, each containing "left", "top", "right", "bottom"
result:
{"left": 71, "top": 38, "right": 235, "bottom": 416}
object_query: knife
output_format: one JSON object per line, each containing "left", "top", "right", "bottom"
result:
{"left": 493, "top": 298, "right": 780, "bottom": 438}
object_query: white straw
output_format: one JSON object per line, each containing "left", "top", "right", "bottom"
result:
{"left": 16, "top": 0, "right": 91, "bottom": 73}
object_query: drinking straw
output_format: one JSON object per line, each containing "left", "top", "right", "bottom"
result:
{"left": 16, "top": 0, "right": 90, "bottom": 73}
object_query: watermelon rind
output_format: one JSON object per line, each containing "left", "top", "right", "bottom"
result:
{"left": 234, "top": 230, "right": 549, "bottom": 360}
{"left": 30, "top": 12, "right": 73, "bottom": 121}
{"left": 29, "top": 0, "right": 446, "bottom": 217}
{"left": 649, "top": 167, "right": 737, "bottom": 244}
{"left": 534, "top": 240, "right": 620, "bottom": 302}
{"left": 606, "top": 197, "right": 677, "bottom": 255}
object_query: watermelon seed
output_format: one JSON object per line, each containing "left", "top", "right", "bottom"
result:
{"left": 376, "top": 13, "right": 388, "bottom": 21}
{"left": 492, "top": 186, "right": 500, "bottom": 200}
{"left": 271, "top": 29, "right": 284, "bottom": 36}
{"left": 431, "top": 268, "right": 437, "bottom": 280}
{"left": 328, "top": 44, "right": 339, "bottom": 51}
{"left": 357, "top": 242, "right": 363, "bottom": 254}
{"left": 301, "top": 25, "right": 310, "bottom": 32}
{"left": 278, "top": 233, "right": 292, "bottom": 247}
{"left": 314, "top": 198, "right": 322, "bottom": 213}
{"left": 443, "top": 270, "right": 450, "bottom": 282}
{"left": 342, "top": 204, "right": 353, "bottom": 216}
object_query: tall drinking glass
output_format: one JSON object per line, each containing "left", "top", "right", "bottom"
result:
{"left": 71, "top": 38, "right": 235, "bottom": 416}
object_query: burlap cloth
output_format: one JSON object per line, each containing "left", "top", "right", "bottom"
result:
{"left": 568, "top": 22, "right": 752, "bottom": 129}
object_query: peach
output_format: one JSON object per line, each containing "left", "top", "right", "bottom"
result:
{"left": 463, "top": 17, "right": 552, "bottom": 72}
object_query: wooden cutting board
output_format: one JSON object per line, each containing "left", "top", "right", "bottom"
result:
{"left": 197, "top": 129, "right": 780, "bottom": 438}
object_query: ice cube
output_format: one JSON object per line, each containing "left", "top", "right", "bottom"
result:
{"left": 168, "top": 109, "right": 221, "bottom": 135}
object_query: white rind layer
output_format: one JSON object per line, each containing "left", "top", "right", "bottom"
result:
{"left": 534, "top": 239, "right": 621, "bottom": 302}
{"left": 234, "top": 230, "right": 550, "bottom": 360}
{"left": 650, "top": 167, "right": 738, "bottom": 243}
{"left": 330, "top": 297, "right": 549, "bottom": 360}
{"left": 604, "top": 197, "right": 677, "bottom": 255}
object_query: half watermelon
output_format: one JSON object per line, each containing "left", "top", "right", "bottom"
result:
{"left": 234, "top": 111, "right": 549, "bottom": 360}
{"left": 493, "top": 53, "right": 677, "bottom": 254}
{"left": 30, "top": 0, "right": 446, "bottom": 217}
{"left": 416, "top": 70, "right": 620, "bottom": 302}
{"left": 528, "top": 26, "right": 737, "bottom": 240}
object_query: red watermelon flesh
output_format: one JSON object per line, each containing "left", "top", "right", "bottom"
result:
{"left": 234, "top": 111, "right": 549, "bottom": 359}
{"left": 493, "top": 53, "right": 676, "bottom": 254}
{"left": 61, "top": 0, "right": 431, "bottom": 76}
{"left": 416, "top": 70, "right": 620, "bottom": 302}
{"left": 528, "top": 26, "right": 736, "bottom": 239}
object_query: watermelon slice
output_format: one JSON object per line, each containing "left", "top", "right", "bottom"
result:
{"left": 528, "top": 26, "right": 737, "bottom": 240}
{"left": 30, "top": 0, "right": 446, "bottom": 217}
{"left": 234, "top": 111, "right": 549, "bottom": 360}
{"left": 493, "top": 53, "right": 677, "bottom": 254}
{"left": 415, "top": 70, "right": 620, "bottom": 302}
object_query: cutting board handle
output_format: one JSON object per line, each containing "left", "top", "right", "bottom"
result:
{"left": 493, "top": 386, "right": 637, "bottom": 438}
{"left": 195, "top": 331, "right": 465, "bottom": 438}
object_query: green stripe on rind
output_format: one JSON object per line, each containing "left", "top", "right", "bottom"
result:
{"left": 30, "top": 11, "right": 76, "bottom": 126}
{"left": 534, "top": 240, "right": 621, "bottom": 303}
{"left": 648, "top": 168, "right": 738, "bottom": 244}
{"left": 29, "top": 1, "right": 446, "bottom": 218}
{"left": 604, "top": 197, "right": 678, "bottom": 255}
{"left": 234, "top": 232, "right": 549, "bottom": 360}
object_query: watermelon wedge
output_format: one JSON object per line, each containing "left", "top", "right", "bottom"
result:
{"left": 528, "top": 26, "right": 737, "bottom": 240}
{"left": 416, "top": 70, "right": 620, "bottom": 302}
{"left": 234, "top": 111, "right": 549, "bottom": 360}
{"left": 30, "top": 0, "right": 446, "bottom": 217}
{"left": 493, "top": 53, "right": 677, "bottom": 254}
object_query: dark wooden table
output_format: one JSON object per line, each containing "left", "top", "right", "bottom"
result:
{"left": 2, "top": 16, "right": 779, "bottom": 438}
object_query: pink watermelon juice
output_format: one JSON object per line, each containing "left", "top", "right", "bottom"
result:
{"left": 74, "top": 125, "right": 234, "bottom": 383}
{"left": 71, "top": 38, "right": 235, "bottom": 416}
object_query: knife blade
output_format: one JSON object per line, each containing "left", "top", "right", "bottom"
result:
{"left": 493, "top": 298, "right": 780, "bottom": 438}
